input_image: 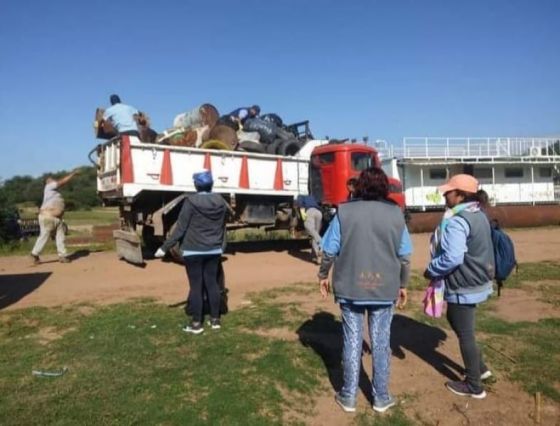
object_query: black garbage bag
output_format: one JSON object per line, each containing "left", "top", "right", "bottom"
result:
{"left": 243, "top": 118, "right": 277, "bottom": 144}
{"left": 261, "top": 113, "right": 284, "bottom": 128}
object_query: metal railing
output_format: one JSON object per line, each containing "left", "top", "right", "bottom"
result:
{"left": 399, "top": 137, "right": 560, "bottom": 159}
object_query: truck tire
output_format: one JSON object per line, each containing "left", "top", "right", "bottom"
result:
{"left": 278, "top": 139, "right": 302, "bottom": 156}
{"left": 266, "top": 138, "right": 284, "bottom": 154}
{"left": 239, "top": 141, "right": 265, "bottom": 153}
{"left": 200, "top": 139, "right": 232, "bottom": 151}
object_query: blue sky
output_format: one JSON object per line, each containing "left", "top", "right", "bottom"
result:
{"left": 1, "top": 0, "right": 559, "bottom": 178}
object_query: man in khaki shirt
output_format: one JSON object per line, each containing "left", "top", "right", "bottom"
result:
{"left": 30, "top": 170, "right": 79, "bottom": 264}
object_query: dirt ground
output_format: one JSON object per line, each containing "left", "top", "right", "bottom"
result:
{"left": 1, "top": 228, "right": 560, "bottom": 424}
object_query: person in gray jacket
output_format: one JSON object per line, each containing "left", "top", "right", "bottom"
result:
{"left": 424, "top": 174, "right": 494, "bottom": 399}
{"left": 318, "top": 167, "right": 412, "bottom": 414}
{"left": 155, "top": 170, "right": 229, "bottom": 334}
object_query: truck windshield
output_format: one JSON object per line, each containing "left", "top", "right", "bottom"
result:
{"left": 351, "top": 152, "right": 373, "bottom": 171}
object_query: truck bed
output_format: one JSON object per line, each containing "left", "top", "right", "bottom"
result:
{"left": 95, "top": 136, "right": 325, "bottom": 200}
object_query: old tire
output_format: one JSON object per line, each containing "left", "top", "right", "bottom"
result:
{"left": 239, "top": 141, "right": 266, "bottom": 153}
{"left": 266, "top": 138, "right": 284, "bottom": 154}
{"left": 200, "top": 139, "right": 232, "bottom": 151}
{"left": 278, "top": 139, "right": 302, "bottom": 156}
{"left": 208, "top": 124, "right": 238, "bottom": 149}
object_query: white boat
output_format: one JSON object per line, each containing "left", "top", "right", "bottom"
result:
{"left": 378, "top": 137, "right": 560, "bottom": 230}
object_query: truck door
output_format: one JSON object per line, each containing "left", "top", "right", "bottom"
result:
{"left": 309, "top": 152, "right": 335, "bottom": 202}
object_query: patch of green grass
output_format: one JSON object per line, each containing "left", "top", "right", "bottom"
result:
{"left": 475, "top": 302, "right": 560, "bottom": 401}
{"left": 406, "top": 269, "right": 560, "bottom": 403}
{"left": 63, "top": 208, "right": 119, "bottom": 226}
{"left": 407, "top": 271, "right": 426, "bottom": 291}
{"left": 536, "top": 282, "right": 560, "bottom": 307}
{"left": 505, "top": 262, "right": 560, "bottom": 288}
{"left": 227, "top": 228, "right": 294, "bottom": 242}
{"left": 0, "top": 292, "right": 328, "bottom": 425}
{"left": 354, "top": 406, "right": 413, "bottom": 426}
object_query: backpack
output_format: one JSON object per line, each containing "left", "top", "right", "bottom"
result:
{"left": 490, "top": 220, "right": 517, "bottom": 295}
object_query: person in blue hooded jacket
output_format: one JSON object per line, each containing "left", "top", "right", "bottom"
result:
{"left": 424, "top": 174, "right": 495, "bottom": 399}
{"left": 155, "top": 170, "right": 230, "bottom": 334}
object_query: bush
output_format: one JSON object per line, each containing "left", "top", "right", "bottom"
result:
{"left": 0, "top": 204, "right": 21, "bottom": 243}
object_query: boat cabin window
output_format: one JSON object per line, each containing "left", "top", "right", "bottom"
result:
{"left": 429, "top": 168, "right": 447, "bottom": 180}
{"left": 474, "top": 168, "right": 492, "bottom": 179}
{"left": 539, "top": 167, "right": 552, "bottom": 178}
{"left": 505, "top": 167, "right": 524, "bottom": 178}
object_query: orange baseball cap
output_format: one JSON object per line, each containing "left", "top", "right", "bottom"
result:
{"left": 438, "top": 174, "right": 479, "bottom": 194}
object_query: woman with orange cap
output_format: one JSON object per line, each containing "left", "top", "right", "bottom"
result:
{"left": 424, "top": 174, "right": 495, "bottom": 399}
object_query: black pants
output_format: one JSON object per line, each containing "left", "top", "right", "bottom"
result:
{"left": 184, "top": 255, "right": 221, "bottom": 323}
{"left": 446, "top": 303, "right": 488, "bottom": 392}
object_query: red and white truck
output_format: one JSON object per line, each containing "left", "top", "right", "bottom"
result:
{"left": 90, "top": 135, "right": 404, "bottom": 263}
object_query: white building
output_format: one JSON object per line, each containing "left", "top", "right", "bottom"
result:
{"left": 380, "top": 137, "right": 560, "bottom": 211}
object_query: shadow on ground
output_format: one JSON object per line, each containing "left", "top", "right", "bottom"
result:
{"left": 297, "top": 312, "right": 463, "bottom": 403}
{"left": 0, "top": 272, "right": 52, "bottom": 310}
{"left": 67, "top": 249, "right": 93, "bottom": 261}
{"left": 225, "top": 239, "right": 309, "bottom": 254}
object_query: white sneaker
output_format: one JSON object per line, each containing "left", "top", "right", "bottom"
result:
{"left": 481, "top": 370, "right": 493, "bottom": 380}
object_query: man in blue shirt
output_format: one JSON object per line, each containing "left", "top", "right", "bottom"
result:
{"left": 295, "top": 194, "right": 323, "bottom": 264}
{"left": 102, "top": 94, "right": 140, "bottom": 137}
{"left": 228, "top": 105, "right": 260, "bottom": 125}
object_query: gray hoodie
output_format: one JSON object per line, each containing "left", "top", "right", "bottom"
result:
{"left": 161, "top": 192, "right": 228, "bottom": 253}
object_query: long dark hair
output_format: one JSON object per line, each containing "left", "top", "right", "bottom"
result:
{"left": 354, "top": 167, "right": 389, "bottom": 201}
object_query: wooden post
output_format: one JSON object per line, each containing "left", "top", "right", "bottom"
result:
{"left": 535, "top": 392, "right": 541, "bottom": 424}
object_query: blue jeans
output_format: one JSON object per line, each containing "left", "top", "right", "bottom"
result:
{"left": 339, "top": 303, "right": 394, "bottom": 405}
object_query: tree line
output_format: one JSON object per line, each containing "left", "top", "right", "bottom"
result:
{"left": 0, "top": 166, "right": 100, "bottom": 211}
{"left": 0, "top": 166, "right": 100, "bottom": 242}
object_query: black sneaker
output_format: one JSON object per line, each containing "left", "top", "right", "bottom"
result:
{"left": 208, "top": 318, "right": 221, "bottom": 330}
{"left": 445, "top": 380, "right": 487, "bottom": 399}
{"left": 30, "top": 254, "right": 40, "bottom": 265}
{"left": 182, "top": 322, "right": 204, "bottom": 335}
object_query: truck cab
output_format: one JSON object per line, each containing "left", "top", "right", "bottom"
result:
{"left": 309, "top": 142, "right": 405, "bottom": 208}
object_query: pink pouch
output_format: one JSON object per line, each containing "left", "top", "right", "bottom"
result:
{"left": 423, "top": 280, "right": 444, "bottom": 318}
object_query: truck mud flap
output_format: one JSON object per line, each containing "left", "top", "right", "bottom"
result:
{"left": 113, "top": 229, "right": 144, "bottom": 265}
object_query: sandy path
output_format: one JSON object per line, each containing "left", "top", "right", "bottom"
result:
{"left": 1, "top": 228, "right": 559, "bottom": 311}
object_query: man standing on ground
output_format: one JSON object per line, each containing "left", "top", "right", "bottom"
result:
{"left": 296, "top": 194, "right": 323, "bottom": 264}
{"left": 102, "top": 94, "right": 140, "bottom": 137}
{"left": 30, "top": 170, "right": 79, "bottom": 265}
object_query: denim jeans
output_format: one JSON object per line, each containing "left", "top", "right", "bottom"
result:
{"left": 340, "top": 303, "right": 394, "bottom": 405}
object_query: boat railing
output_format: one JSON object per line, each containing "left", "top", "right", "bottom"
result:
{"left": 400, "top": 137, "right": 560, "bottom": 159}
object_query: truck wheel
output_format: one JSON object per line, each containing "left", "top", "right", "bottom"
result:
{"left": 278, "top": 139, "right": 302, "bottom": 156}
{"left": 200, "top": 139, "right": 232, "bottom": 151}
{"left": 239, "top": 141, "right": 265, "bottom": 153}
